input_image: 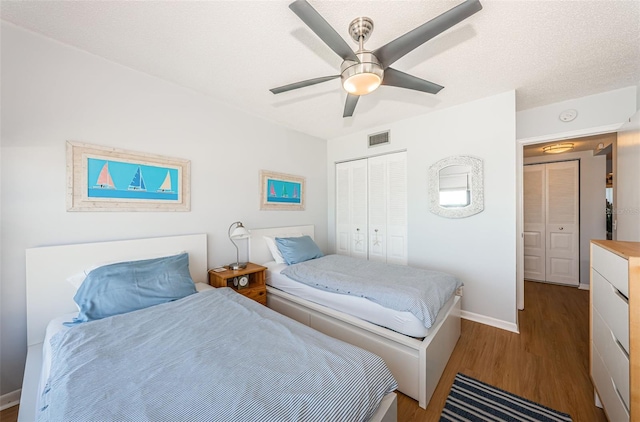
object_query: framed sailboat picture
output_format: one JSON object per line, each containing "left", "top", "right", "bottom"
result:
{"left": 259, "top": 170, "right": 305, "bottom": 211}
{"left": 67, "top": 141, "right": 191, "bottom": 211}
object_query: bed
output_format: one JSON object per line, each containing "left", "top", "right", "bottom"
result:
{"left": 19, "top": 234, "right": 398, "bottom": 422}
{"left": 249, "top": 225, "right": 462, "bottom": 410}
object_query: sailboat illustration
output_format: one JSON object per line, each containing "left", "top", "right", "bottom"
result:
{"left": 282, "top": 184, "right": 288, "bottom": 198}
{"left": 269, "top": 182, "right": 276, "bottom": 197}
{"left": 128, "top": 166, "right": 146, "bottom": 191}
{"left": 93, "top": 162, "right": 115, "bottom": 189}
{"left": 293, "top": 186, "right": 299, "bottom": 199}
{"left": 157, "top": 171, "right": 173, "bottom": 193}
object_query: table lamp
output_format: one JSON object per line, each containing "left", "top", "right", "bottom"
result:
{"left": 228, "top": 221, "right": 250, "bottom": 270}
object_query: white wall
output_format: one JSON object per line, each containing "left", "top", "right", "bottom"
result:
{"left": 327, "top": 91, "right": 518, "bottom": 332}
{"left": 517, "top": 86, "right": 637, "bottom": 142}
{"left": 615, "top": 110, "right": 640, "bottom": 241}
{"left": 524, "top": 151, "right": 606, "bottom": 288}
{"left": 0, "top": 23, "right": 328, "bottom": 395}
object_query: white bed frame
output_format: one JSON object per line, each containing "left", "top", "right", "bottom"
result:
{"left": 20, "top": 233, "right": 396, "bottom": 422}
{"left": 250, "top": 225, "right": 461, "bottom": 409}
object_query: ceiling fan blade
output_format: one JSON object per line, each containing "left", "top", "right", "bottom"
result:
{"left": 373, "top": 0, "right": 482, "bottom": 68}
{"left": 343, "top": 94, "right": 360, "bottom": 118}
{"left": 289, "top": 0, "right": 359, "bottom": 63}
{"left": 270, "top": 75, "right": 340, "bottom": 94}
{"left": 381, "top": 68, "right": 444, "bottom": 94}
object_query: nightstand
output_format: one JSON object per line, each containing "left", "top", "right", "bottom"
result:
{"left": 208, "top": 263, "right": 267, "bottom": 305}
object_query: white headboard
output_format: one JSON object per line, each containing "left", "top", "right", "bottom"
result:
{"left": 25, "top": 234, "right": 207, "bottom": 346}
{"left": 249, "top": 225, "right": 315, "bottom": 265}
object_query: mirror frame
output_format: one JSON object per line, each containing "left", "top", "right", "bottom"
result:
{"left": 428, "top": 155, "right": 484, "bottom": 218}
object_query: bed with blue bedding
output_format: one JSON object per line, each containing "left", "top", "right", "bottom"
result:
{"left": 281, "top": 254, "right": 462, "bottom": 330}
{"left": 38, "top": 288, "right": 397, "bottom": 422}
{"left": 21, "top": 235, "right": 398, "bottom": 422}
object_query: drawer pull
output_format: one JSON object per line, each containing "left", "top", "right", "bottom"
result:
{"left": 612, "top": 378, "right": 630, "bottom": 415}
{"left": 612, "top": 284, "right": 629, "bottom": 303}
{"left": 612, "top": 330, "right": 630, "bottom": 359}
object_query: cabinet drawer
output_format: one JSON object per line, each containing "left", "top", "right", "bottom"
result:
{"left": 241, "top": 287, "right": 267, "bottom": 305}
{"left": 592, "top": 308, "right": 630, "bottom": 409}
{"left": 592, "top": 244, "right": 629, "bottom": 297}
{"left": 592, "top": 269, "right": 629, "bottom": 353}
{"left": 592, "top": 344, "right": 630, "bottom": 422}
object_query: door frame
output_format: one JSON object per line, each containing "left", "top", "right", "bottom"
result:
{"left": 516, "top": 123, "right": 622, "bottom": 311}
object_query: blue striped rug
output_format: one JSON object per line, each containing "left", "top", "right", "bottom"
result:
{"left": 440, "top": 373, "right": 573, "bottom": 422}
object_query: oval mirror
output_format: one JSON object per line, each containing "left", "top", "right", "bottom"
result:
{"left": 429, "top": 156, "right": 484, "bottom": 218}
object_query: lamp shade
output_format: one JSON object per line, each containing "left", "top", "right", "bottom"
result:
{"left": 230, "top": 225, "right": 250, "bottom": 239}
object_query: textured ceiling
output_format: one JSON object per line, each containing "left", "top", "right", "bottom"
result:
{"left": 2, "top": 0, "right": 639, "bottom": 140}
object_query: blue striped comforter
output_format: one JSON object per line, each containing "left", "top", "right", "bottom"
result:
{"left": 281, "top": 255, "right": 462, "bottom": 329}
{"left": 38, "top": 288, "right": 397, "bottom": 421}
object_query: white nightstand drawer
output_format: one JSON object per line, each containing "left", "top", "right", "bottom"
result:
{"left": 592, "top": 269, "right": 629, "bottom": 353}
{"left": 593, "top": 308, "right": 630, "bottom": 409}
{"left": 592, "top": 244, "right": 629, "bottom": 297}
{"left": 592, "top": 344, "right": 630, "bottom": 422}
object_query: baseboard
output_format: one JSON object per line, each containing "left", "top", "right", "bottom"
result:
{"left": 461, "top": 310, "right": 519, "bottom": 334}
{"left": 578, "top": 283, "right": 590, "bottom": 290}
{"left": 0, "top": 389, "right": 20, "bottom": 411}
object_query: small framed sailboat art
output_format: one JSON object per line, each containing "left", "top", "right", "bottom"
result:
{"left": 67, "top": 141, "right": 191, "bottom": 211}
{"left": 259, "top": 170, "right": 305, "bottom": 211}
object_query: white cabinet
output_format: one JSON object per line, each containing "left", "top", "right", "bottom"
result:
{"left": 336, "top": 151, "right": 407, "bottom": 264}
{"left": 590, "top": 240, "right": 640, "bottom": 422}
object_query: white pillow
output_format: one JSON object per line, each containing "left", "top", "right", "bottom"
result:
{"left": 66, "top": 250, "right": 186, "bottom": 291}
{"left": 195, "top": 282, "right": 215, "bottom": 292}
{"left": 264, "top": 236, "right": 285, "bottom": 264}
{"left": 263, "top": 233, "right": 303, "bottom": 264}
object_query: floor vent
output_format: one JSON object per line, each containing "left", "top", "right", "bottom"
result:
{"left": 368, "top": 131, "right": 390, "bottom": 148}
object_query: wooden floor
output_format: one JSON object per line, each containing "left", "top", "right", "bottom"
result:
{"left": 0, "top": 404, "right": 18, "bottom": 422}
{"left": 0, "top": 281, "right": 606, "bottom": 422}
{"left": 398, "top": 280, "right": 607, "bottom": 421}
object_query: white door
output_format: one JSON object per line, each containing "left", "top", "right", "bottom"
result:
{"left": 367, "top": 155, "right": 387, "bottom": 262}
{"left": 335, "top": 163, "right": 351, "bottom": 256}
{"left": 367, "top": 152, "right": 408, "bottom": 264}
{"left": 523, "top": 164, "right": 546, "bottom": 281}
{"left": 335, "top": 159, "right": 368, "bottom": 259}
{"left": 545, "top": 161, "right": 579, "bottom": 286}
{"left": 383, "top": 152, "right": 408, "bottom": 265}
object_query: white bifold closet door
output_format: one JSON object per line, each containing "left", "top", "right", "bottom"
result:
{"left": 336, "top": 158, "right": 368, "bottom": 259}
{"left": 523, "top": 160, "right": 579, "bottom": 286}
{"left": 336, "top": 151, "right": 407, "bottom": 264}
{"left": 367, "top": 153, "right": 408, "bottom": 264}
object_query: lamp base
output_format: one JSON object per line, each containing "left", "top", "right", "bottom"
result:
{"left": 228, "top": 262, "right": 247, "bottom": 271}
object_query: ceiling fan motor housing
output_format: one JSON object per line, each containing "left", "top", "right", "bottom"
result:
{"left": 341, "top": 51, "right": 384, "bottom": 95}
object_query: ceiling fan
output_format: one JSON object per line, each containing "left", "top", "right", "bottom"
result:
{"left": 270, "top": 0, "right": 482, "bottom": 118}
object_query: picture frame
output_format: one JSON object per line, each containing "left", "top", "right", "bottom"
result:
{"left": 259, "top": 170, "right": 305, "bottom": 211}
{"left": 66, "top": 141, "right": 191, "bottom": 212}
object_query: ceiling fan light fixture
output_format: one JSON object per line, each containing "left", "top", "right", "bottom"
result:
{"left": 542, "top": 143, "right": 574, "bottom": 154}
{"left": 343, "top": 72, "right": 382, "bottom": 95}
{"left": 340, "top": 51, "right": 384, "bottom": 96}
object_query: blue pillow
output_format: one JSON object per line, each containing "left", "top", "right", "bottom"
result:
{"left": 275, "top": 235, "right": 323, "bottom": 265}
{"left": 68, "top": 253, "right": 197, "bottom": 325}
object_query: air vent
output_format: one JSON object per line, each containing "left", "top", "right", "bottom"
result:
{"left": 368, "top": 131, "right": 390, "bottom": 148}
